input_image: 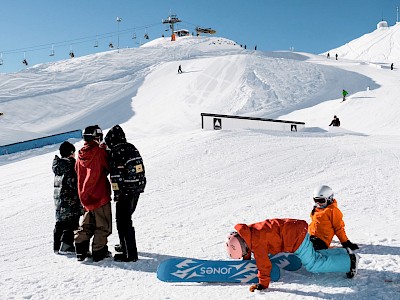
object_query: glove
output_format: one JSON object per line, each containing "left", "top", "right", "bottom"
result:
{"left": 249, "top": 284, "right": 266, "bottom": 292}
{"left": 342, "top": 240, "right": 359, "bottom": 250}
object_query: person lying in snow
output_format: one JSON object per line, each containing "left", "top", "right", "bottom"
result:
{"left": 226, "top": 218, "right": 359, "bottom": 292}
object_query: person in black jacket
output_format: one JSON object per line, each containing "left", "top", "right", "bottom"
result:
{"left": 52, "top": 141, "right": 83, "bottom": 254}
{"left": 329, "top": 115, "right": 340, "bottom": 127}
{"left": 105, "top": 125, "right": 146, "bottom": 262}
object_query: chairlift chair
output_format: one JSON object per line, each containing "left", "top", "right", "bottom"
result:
{"left": 49, "top": 45, "right": 55, "bottom": 57}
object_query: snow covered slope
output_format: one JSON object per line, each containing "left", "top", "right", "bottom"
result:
{"left": 324, "top": 21, "right": 400, "bottom": 64}
{"left": 0, "top": 35, "right": 399, "bottom": 299}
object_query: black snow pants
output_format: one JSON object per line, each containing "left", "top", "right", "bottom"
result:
{"left": 116, "top": 192, "right": 140, "bottom": 260}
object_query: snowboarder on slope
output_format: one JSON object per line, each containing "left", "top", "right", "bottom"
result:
{"left": 226, "top": 218, "right": 359, "bottom": 292}
{"left": 308, "top": 185, "right": 359, "bottom": 251}
{"left": 329, "top": 115, "right": 340, "bottom": 127}
{"left": 342, "top": 89, "right": 348, "bottom": 101}
{"left": 178, "top": 65, "right": 183, "bottom": 74}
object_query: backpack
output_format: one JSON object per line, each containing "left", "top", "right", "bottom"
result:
{"left": 110, "top": 143, "right": 146, "bottom": 194}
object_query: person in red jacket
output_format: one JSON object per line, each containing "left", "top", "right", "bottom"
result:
{"left": 226, "top": 218, "right": 359, "bottom": 292}
{"left": 74, "top": 125, "right": 112, "bottom": 262}
{"left": 309, "top": 185, "right": 359, "bottom": 251}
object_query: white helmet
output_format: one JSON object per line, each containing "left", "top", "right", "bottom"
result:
{"left": 313, "top": 185, "right": 334, "bottom": 204}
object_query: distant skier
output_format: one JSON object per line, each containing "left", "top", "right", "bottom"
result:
{"left": 342, "top": 89, "right": 348, "bottom": 102}
{"left": 178, "top": 65, "right": 183, "bottom": 74}
{"left": 327, "top": 52, "right": 330, "bottom": 59}
{"left": 391, "top": 63, "right": 394, "bottom": 70}
{"left": 335, "top": 53, "right": 338, "bottom": 60}
{"left": 329, "top": 115, "right": 340, "bottom": 127}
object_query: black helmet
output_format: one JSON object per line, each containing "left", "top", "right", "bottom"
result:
{"left": 82, "top": 125, "right": 103, "bottom": 142}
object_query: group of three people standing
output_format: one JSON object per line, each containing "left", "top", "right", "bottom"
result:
{"left": 52, "top": 124, "right": 146, "bottom": 262}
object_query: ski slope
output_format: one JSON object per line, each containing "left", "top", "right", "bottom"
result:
{"left": 0, "top": 32, "right": 399, "bottom": 299}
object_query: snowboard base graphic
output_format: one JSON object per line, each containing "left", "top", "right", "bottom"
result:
{"left": 157, "top": 253, "right": 301, "bottom": 284}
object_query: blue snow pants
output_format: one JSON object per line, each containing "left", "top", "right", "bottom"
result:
{"left": 294, "top": 233, "right": 350, "bottom": 273}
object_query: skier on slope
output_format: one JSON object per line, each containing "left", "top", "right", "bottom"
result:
{"left": 308, "top": 185, "right": 359, "bottom": 251}
{"left": 226, "top": 218, "right": 359, "bottom": 292}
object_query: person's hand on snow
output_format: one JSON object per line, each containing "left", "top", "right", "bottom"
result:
{"left": 342, "top": 240, "right": 359, "bottom": 250}
{"left": 249, "top": 284, "right": 266, "bottom": 292}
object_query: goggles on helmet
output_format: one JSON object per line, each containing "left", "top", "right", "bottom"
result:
{"left": 313, "top": 197, "right": 328, "bottom": 204}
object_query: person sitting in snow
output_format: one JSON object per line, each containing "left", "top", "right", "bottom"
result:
{"left": 308, "top": 185, "right": 359, "bottom": 251}
{"left": 52, "top": 141, "right": 83, "bottom": 254}
{"left": 226, "top": 218, "right": 359, "bottom": 292}
{"left": 329, "top": 115, "right": 340, "bottom": 127}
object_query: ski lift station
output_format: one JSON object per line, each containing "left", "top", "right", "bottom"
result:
{"left": 174, "top": 29, "right": 190, "bottom": 37}
{"left": 377, "top": 20, "right": 389, "bottom": 29}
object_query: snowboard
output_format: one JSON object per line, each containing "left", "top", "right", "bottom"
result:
{"left": 157, "top": 253, "right": 301, "bottom": 284}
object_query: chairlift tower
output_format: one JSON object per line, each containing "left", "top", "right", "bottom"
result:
{"left": 162, "top": 14, "right": 181, "bottom": 41}
{"left": 116, "top": 17, "right": 122, "bottom": 52}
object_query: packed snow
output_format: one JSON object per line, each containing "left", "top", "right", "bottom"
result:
{"left": 0, "top": 26, "right": 399, "bottom": 300}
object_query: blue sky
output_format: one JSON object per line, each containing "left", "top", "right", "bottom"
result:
{"left": 0, "top": 0, "right": 399, "bottom": 73}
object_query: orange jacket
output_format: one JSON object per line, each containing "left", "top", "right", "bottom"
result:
{"left": 308, "top": 199, "right": 349, "bottom": 247}
{"left": 235, "top": 219, "right": 308, "bottom": 288}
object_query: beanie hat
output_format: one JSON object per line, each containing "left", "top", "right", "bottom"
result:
{"left": 59, "top": 141, "right": 75, "bottom": 158}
